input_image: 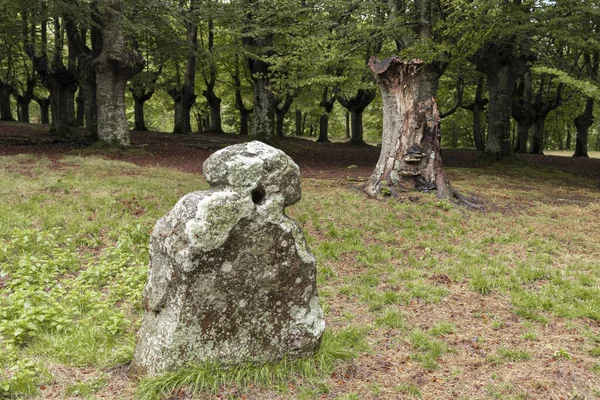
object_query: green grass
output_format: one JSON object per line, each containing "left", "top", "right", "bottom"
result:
{"left": 1, "top": 153, "right": 600, "bottom": 398}
{"left": 137, "top": 328, "right": 369, "bottom": 400}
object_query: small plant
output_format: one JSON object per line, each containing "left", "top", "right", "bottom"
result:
{"left": 376, "top": 310, "right": 405, "bottom": 330}
{"left": 396, "top": 382, "right": 422, "bottom": 397}
{"left": 429, "top": 321, "right": 455, "bottom": 337}
{"left": 409, "top": 329, "right": 448, "bottom": 370}
{"left": 590, "top": 347, "right": 600, "bottom": 357}
{"left": 553, "top": 348, "right": 572, "bottom": 360}
{"left": 488, "top": 347, "right": 531, "bottom": 365}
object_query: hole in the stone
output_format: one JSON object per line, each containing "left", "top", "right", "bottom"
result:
{"left": 251, "top": 187, "right": 266, "bottom": 205}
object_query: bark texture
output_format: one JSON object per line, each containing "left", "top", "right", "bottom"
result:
{"left": 471, "top": 42, "right": 531, "bottom": 160}
{"left": 94, "top": 0, "right": 144, "bottom": 146}
{"left": 364, "top": 57, "right": 453, "bottom": 200}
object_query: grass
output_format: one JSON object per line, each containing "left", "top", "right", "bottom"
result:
{"left": 1, "top": 153, "right": 600, "bottom": 398}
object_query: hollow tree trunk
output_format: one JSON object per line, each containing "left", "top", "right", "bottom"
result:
{"left": 573, "top": 97, "right": 594, "bottom": 157}
{"left": 0, "top": 81, "right": 15, "bottom": 121}
{"left": 364, "top": 57, "right": 452, "bottom": 199}
{"left": 94, "top": 0, "right": 145, "bottom": 146}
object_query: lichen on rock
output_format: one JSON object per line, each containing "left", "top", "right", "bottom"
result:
{"left": 131, "top": 141, "right": 325, "bottom": 376}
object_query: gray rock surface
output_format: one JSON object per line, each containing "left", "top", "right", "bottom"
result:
{"left": 131, "top": 141, "right": 325, "bottom": 376}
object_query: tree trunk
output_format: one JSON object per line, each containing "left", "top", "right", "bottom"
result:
{"left": 251, "top": 76, "right": 276, "bottom": 142}
{"left": 47, "top": 71, "right": 78, "bottom": 136}
{"left": 515, "top": 120, "right": 531, "bottom": 153}
{"left": 76, "top": 90, "right": 84, "bottom": 127}
{"left": 133, "top": 95, "right": 149, "bottom": 131}
{"left": 350, "top": 110, "right": 364, "bottom": 144}
{"left": 0, "top": 81, "right": 15, "bottom": 121}
{"left": 170, "top": 1, "right": 198, "bottom": 135}
{"left": 573, "top": 97, "right": 594, "bottom": 157}
{"left": 275, "top": 94, "right": 294, "bottom": 137}
{"left": 208, "top": 96, "right": 222, "bottom": 132}
{"left": 364, "top": 57, "right": 453, "bottom": 199}
{"left": 35, "top": 96, "right": 50, "bottom": 124}
{"left": 337, "top": 89, "right": 376, "bottom": 145}
{"left": 295, "top": 109, "right": 302, "bottom": 137}
{"left": 318, "top": 114, "right": 329, "bottom": 143}
{"left": 240, "top": 108, "right": 251, "bottom": 135}
{"left": 170, "top": 87, "right": 196, "bottom": 134}
{"left": 565, "top": 126, "right": 572, "bottom": 151}
{"left": 345, "top": 111, "right": 350, "bottom": 138}
{"left": 530, "top": 116, "right": 546, "bottom": 155}
{"left": 471, "top": 42, "right": 530, "bottom": 160}
{"left": 485, "top": 65, "right": 515, "bottom": 159}
{"left": 318, "top": 87, "right": 335, "bottom": 143}
{"left": 94, "top": 0, "right": 145, "bottom": 146}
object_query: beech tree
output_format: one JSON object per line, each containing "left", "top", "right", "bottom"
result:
{"left": 21, "top": 5, "right": 78, "bottom": 136}
{"left": 94, "top": 0, "right": 144, "bottom": 146}
{"left": 363, "top": 0, "right": 464, "bottom": 200}
{"left": 364, "top": 58, "right": 453, "bottom": 198}
{"left": 168, "top": 0, "right": 198, "bottom": 135}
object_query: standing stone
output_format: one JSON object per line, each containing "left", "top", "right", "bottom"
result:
{"left": 131, "top": 141, "right": 325, "bottom": 376}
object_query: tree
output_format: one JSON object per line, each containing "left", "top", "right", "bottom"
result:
{"left": 23, "top": 4, "right": 79, "bottom": 136}
{"left": 94, "top": 0, "right": 144, "bottom": 146}
{"left": 573, "top": 53, "right": 598, "bottom": 157}
{"left": 230, "top": 54, "right": 252, "bottom": 135}
{"left": 364, "top": 58, "right": 452, "bottom": 199}
{"left": 317, "top": 87, "right": 335, "bottom": 142}
{"left": 168, "top": 0, "right": 198, "bottom": 135}
{"left": 461, "top": 74, "right": 487, "bottom": 151}
{"left": 201, "top": 14, "right": 223, "bottom": 133}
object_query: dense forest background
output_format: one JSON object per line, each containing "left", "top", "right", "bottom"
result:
{"left": 0, "top": 0, "right": 599, "bottom": 156}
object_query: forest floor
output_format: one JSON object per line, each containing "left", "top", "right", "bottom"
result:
{"left": 1, "top": 121, "right": 600, "bottom": 183}
{"left": 1, "top": 121, "right": 600, "bottom": 400}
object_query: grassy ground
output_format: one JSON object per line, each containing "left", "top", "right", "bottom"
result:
{"left": 1, "top": 153, "right": 600, "bottom": 399}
